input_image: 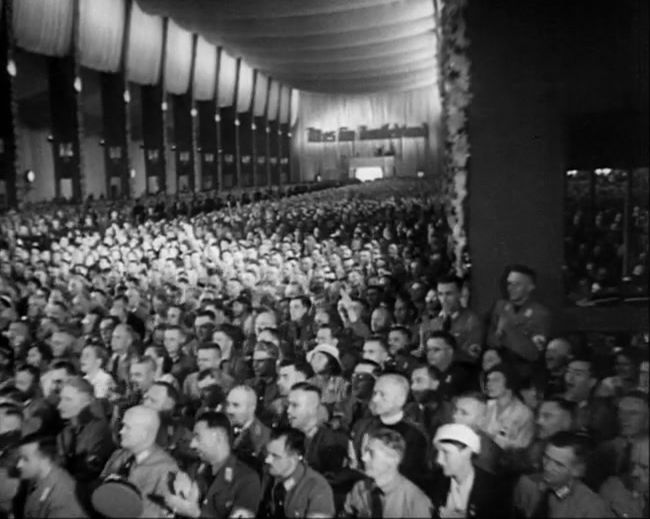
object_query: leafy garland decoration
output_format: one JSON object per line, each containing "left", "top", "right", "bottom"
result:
{"left": 437, "top": 0, "right": 472, "bottom": 277}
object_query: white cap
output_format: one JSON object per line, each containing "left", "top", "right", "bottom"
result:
{"left": 306, "top": 344, "right": 341, "bottom": 368}
{"left": 433, "top": 424, "right": 481, "bottom": 454}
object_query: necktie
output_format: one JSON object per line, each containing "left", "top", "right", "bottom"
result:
{"left": 370, "top": 485, "right": 383, "bottom": 519}
{"left": 442, "top": 314, "right": 452, "bottom": 333}
{"left": 619, "top": 440, "right": 633, "bottom": 475}
{"left": 117, "top": 454, "right": 136, "bottom": 479}
{"left": 272, "top": 483, "right": 286, "bottom": 517}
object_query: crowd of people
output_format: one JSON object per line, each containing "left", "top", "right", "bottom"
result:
{"left": 0, "top": 177, "right": 647, "bottom": 519}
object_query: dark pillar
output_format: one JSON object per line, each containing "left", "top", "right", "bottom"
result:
{"left": 141, "top": 84, "right": 166, "bottom": 194}
{"left": 220, "top": 106, "right": 236, "bottom": 190}
{"left": 269, "top": 119, "right": 280, "bottom": 186}
{"left": 0, "top": 0, "right": 17, "bottom": 207}
{"left": 48, "top": 55, "right": 83, "bottom": 202}
{"left": 239, "top": 112, "right": 254, "bottom": 188}
{"left": 280, "top": 122, "right": 290, "bottom": 185}
{"left": 466, "top": 0, "right": 564, "bottom": 314}
{"left": 100, "top": 72, "right": 129, "bottom": 198}
{"left": 255, "top": 115, "right": 268, "bottom": 187}
{"left": 197, "top": 99, "right": 218, "bottom": 191}
{"left": 172, "top": 93, "right": 194, "bottom": 193}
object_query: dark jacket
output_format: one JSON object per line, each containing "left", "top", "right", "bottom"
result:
{"left": 56, "top": 405, "right": 115, "bottom": 483}
{"left": 429, "top": 466, "right": 509, "bottom": 519}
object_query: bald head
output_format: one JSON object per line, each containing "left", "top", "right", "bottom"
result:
{"left": 370, "top": 374, "right": 410, "bottom": 418}
{"left": 120, "top": 405, "right": 160, "bottom": 453}
{"left": 225, "top": 386, "right": 257, "bottom": 427}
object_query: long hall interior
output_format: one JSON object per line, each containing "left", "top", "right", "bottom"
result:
{"left": 0, "top": 1, "right": 648, "bottom": 518}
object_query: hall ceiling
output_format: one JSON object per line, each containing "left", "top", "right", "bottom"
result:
{"left": 137, "top": 0, "right": 439, "bottom": 94}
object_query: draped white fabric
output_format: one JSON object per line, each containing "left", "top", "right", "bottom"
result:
{"left": 13, "top": 0, "right": 73, "bottom": 57}
{"left": 126, "top": 1, "right": 164, "bottom": 85}
{"left": 137, "top": 0, "right": 438, "bottom": 94}
{"left": 79, "top": 0, "right": 125, "bottom": 72}
{"left": 236, "top": 61, "right": 254, "bottom": 112}
{"left": 267, "top": 80, "right": 280, "bottom": 120}
{"left": 291, "top": 89, "right": 300, "bottom": 126}
{"left": 293, "top": 86, "right": 441, "bottom": 180}
{"left": 192, "top": 36, "right": 217, "bottom": 101}
{"left": 164, "top": 19, "right": 193, "bottom": 94}
{"left": 217, "top": 52, "right": 237, "bottom": 107}
{"left": 253, "top": 74, "right": 269, "bottom": 117}
{"left": 279, "top": 86, "right": 291, "bottom": 124}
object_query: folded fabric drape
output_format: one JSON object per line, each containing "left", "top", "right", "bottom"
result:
{"left": 267, "top": 80, "right": 280, "bottom": 121}
{"left": 126, "top": 1, "right": 163, "bottom": 85}
{"left": 164, "top": 19, "right": 193, "bottom": 95}
{"left": 217, "top": 52, "right": 237, "bottom": 107}
{"left": 192, "top": 36, "right": 217, "bottom": 101}
{"left": 137, "top": 0, "right": 438, "bottom": 94}
{"left": 236, "top": 61, "right": 254, "bottom": 113}
{"left": 13, "top": 0, "right": 73, "bottom": 57}
{"left": 79, "top": 0, "right": 125, "bottom": 72}
{"left": 253, "top": 74, "right": 269, "bottom": 117}
{"left": 279, "top": 86, "right": 291, "bottom": 124}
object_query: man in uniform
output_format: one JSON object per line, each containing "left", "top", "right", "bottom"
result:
{"left": 245, "top": 341, "right": 281, "bottom": 426}
{"left": 343, "top": 428, "right": 433, "bottom": 518}
{"left": 16, "top": 433, "right": 87, "bottom": 518}
{"left": 225, "top": 385, "right": 270, "bottom": 473}
{"left": 487, "top": 265, "right": 551, "bottom": 377}
{"left": 269, "top": 358, "right": 312, "bottom": 428}
{"left": 287, "top": 382, "right": 348, "bottom": 476}
{"left": 100, "top": 405, "right": 179, "bottom": 518}
{"left": 261, "top": 427, "right": 335, "bottom": 518}
{"left": 513, "top": 431, "right": 612, "bottom": 518}
{"left": 164, "top": 411, "right": 261, "bottom": 518}
{"left": 424, "top": 275, "right": 483, "bottom": 363}
{"left": 182, "top": 343, "right": 234, "bottom": 403}
{"left": 56, "top": 377, "right": 114, "bottom": 490}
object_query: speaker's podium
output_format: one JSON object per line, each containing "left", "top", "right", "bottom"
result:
{"left": 349, "top": 156, "right": 395, "bottom": 181}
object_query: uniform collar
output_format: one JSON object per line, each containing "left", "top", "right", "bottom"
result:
{"left": 281, "top": 461, "right": 306, "bottom": 492}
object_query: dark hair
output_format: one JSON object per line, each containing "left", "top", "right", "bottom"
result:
{"left": 354, "top": 358, "right": 382, "bottom": 377}
{"left": 82, "top": 343, "right": 110, "bottom": 368}
{"left": 388, "top": 325, "right": 412, "bottom": 342}
{"left": 270, "top": 427, "right": 306, "bottom": 458}
{"left": 290, "top": 381, "right": 322, "bottom": 399}
{"left": 367, "top": 428, "right": 406, "bottom": 461}
{"left": 485, "top": 363, "right": 519, "bottom": 392}
{"left": 19, "top": 433, "right": 58, "bottom": 461}
{"left": 547, "top": 431, "right": 592, "bottom": 466}
{"left": 196, "top": 310, "right": 216, "bottom": 322}
{"left": 63, "top": 376, "right": 95, "bottom": 398}
{"left": 455, "top": 391, "right": 488, "bottom": 404}
{"left": 425, "top": 330, "right": 457, "bottom": 351}
{"left": 152, "top": 381, "right": 180, "bottom": 406}
{"left": 0, "top": 403, "right": 23, "bottom": 421}
{"left": 49, "top": 359, "right": 77, "bottom": 375}
{"left": 195, "top": 411, "right": 233, "bottom": 445}
{"left": 16, "top": 364, "right": 40, "bottom": 385}
{"left": 291, "top": 295, "right": 312, "bottom": 311}
{"left": 413, "top": 363, "right": 442, "bottom": 381}
{"left": 28, "top": 342, "right": 53, "bottom": 364}
{"left": 506, "top": 264, "right": 537, "bottom": 284}
{"left": 436, "top": 275, "right": 463, "bottom": 290}
{"left": 278, "top": 358, "right": 314, "bottom": 379}
{"left": 568, "top": 354, "right": 595, "bottom": 378}
{"left": 198, "top": 342, "right": 222, "bottom": 356}
{"left": 365, "top": 335, "right": 389, "bottom": 352}
{"left": 542, "top": 395, "right": 576, "bottom": 415}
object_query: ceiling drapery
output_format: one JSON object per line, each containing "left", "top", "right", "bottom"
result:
{"left": 136, "top": 0, "right": 438, "bottom": 94}
{"left": 79, "top": 0, "right": 125, "bottom": 72}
